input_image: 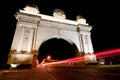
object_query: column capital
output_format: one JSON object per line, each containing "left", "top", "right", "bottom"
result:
{"left": 79, "top": 31, "right": 91, "bottom": 35}
{"left": 78, "top": 24, "right": 93, "bottom": 32}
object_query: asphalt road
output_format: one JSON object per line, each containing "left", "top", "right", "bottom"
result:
{"left": 43, "top": 65, "right": 120, "bottom": 80}
{"left": 0, "top": 65, "right": 120, "bottom": 80}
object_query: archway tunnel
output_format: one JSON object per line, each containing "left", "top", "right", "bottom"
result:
{"left": 37, "top": 38, "right": 79, "bottom": 63}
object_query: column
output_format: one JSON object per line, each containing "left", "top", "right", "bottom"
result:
{"left": 26, "top": 28, "right": 34, "bottom": 52}
{"left": 81, "top": 34, "right": 89, "bottom": 54}
{"left": 31, "top": 28, "right": 37, "bottom": 51}
{"left": 87, "top": 35, "right": 94, "bottom": 54}
{"left": 16, "top": 27, "right": 25, "bottom": 52}
{"left": 78, "top": 34, "right": 84, "bottom": 53}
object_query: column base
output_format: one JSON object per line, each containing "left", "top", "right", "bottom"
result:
{"left": 7, "top": 53, "right": 34, "bottom": 64}
{"left": 84, "top": 54, "right": 97, "bottom": 64}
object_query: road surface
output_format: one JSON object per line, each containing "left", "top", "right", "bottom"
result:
{"left": 0, "top": 65, "right": 120, "bottom": 80}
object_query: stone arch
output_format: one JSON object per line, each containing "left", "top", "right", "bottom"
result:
{"left": 7, "top": 5, "right": 96, "bottom": 65}
{"left": 37, "top": 37, "right": 79, "bottom": 63}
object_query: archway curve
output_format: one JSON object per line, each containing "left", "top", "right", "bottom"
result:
{"left": 37, "top": 38, "right": 79, "bottom": 63}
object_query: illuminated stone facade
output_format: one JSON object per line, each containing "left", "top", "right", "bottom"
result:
{"left": 7, "top": 5, "right": 96, "bottom": 65}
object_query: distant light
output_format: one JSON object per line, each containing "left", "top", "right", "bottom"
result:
{"left": 46, "top": 55, "right": 51, "bottom": 60}
{"left": 42, "top": 64, "right": 46, "bottom": 67}
{"left": 10, "top": 64, "right": 19, "bottom": 68}
{"left": 99, "top": 61, "right": 105, "bottom": 65}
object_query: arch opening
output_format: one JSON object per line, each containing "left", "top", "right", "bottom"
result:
{"left": 38, "top": 38, "right": 79, "bottom": 63}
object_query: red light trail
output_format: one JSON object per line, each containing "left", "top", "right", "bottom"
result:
{"left": 38, "top": 48, "right": 120, "bottom": 67}
{"left": 95, "top": 48, "right": 120, "bottom": 57}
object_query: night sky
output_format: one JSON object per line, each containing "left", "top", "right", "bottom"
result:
{"left": 0, "top": 0, "right": 120, "bottom": 63}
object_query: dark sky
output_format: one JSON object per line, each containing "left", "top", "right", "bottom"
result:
{"left": 0, "top": 0, "right": 120, "bottom": 60}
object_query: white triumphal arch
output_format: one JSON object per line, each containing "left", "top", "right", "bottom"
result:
{"left": 7, "top": 5, "right": 96, "bottom": 65}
